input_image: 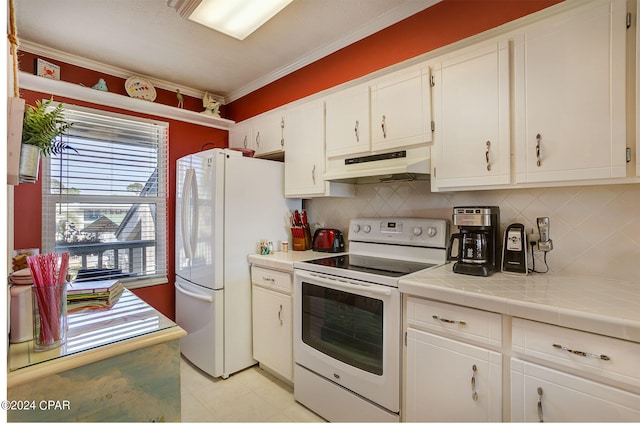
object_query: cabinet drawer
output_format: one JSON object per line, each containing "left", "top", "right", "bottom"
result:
{"left": 406, "top": 297, "right": 501, "bottom": 347}
{"left": 512, "top": 318, "right": 640, "bottom": 387}
{"left": 251, "top": 266, "right": 292, "bottom": 294}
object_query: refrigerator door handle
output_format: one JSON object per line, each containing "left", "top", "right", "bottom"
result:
{"left": 175, "top": 282, "right": 214, "bottom": 303}
{"left": 189, "top": 170, "right": 199, "bottom": 256}
{"left": 181, "top": 168, "right": 199, "bottom": 260}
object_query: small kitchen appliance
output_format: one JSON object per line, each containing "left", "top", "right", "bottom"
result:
{"left": 502, "top": 223, "right": 528, "bottom": 274}
{"left": 294, "top": 217, "right": 449, "bottom": 422}
{"left": 448, "top": 206, "right": 500, "bottom": 277}
{"left": 311, "top": 228, "right": 345, "bottom": 253}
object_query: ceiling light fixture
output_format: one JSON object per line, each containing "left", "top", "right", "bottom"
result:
{"left": 168, "top": 0, "right": 294, "bottom": 40}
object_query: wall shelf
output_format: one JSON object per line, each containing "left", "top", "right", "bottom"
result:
{"left": 18, "top": 72, "right": 235, "bottom": 130}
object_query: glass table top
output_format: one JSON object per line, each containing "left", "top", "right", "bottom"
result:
{"left": 8, "top": 289, "right": 177, "bottom": 372}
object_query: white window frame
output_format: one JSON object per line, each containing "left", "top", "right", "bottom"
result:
{"left": 41, "top": 103, "right": 169, "bottom": 289}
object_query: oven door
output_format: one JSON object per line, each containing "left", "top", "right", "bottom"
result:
{"left": 294, "top": 269, "right": 401, "bottom": 413}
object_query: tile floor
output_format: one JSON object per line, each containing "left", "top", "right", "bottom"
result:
{"left": 180, "top": 356, "right": 325, "bottom": 422}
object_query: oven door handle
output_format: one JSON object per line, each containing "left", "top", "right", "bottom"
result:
{"left": 297, "top": 270, "right": 393, "bottom": 297}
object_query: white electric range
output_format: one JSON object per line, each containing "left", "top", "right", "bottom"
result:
{"left": 293, "top": 217, "right": 449, "bottom": 422}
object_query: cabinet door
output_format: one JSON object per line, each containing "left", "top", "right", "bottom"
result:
{"left": 405, "top": 328, "right": 502, "bottom": 422}
{"left": 252, "top": 286, "right": 292, "bottom": 382}
{"left": 370, "top": 66, "right": 432, "bottom": 151}
{"left": 514, "top": 0, "right": 627, "bottom": 183}
{"left": 229, "top": 120, "right": 253, "bottom": 150}
{"left": 432, "top": 40, "right": 511, "bottom": 190}
{"left": 511, "top": 359, "right": 640, "bottom": 422}
{"left": 325, "top": 83, "right": 371, "bottom": 158}
{"left": 637, "top": 0, "right": 640, "bottom": 176}
{"left": 252, "top": 109, "right": 285, "bottom": 157}
{"left": 284, "top": 100, "right": 326, "bottom": 197}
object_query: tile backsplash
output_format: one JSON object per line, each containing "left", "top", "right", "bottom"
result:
{"left": 306, "top": 182, "right": 640, "bottom": 283}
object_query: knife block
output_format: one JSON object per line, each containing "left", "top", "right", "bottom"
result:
{"left": 292, "top": 224, "right": 312, "bottom": 251}
{"left": 292, "top": 237, "right": 306, "bottom": 251}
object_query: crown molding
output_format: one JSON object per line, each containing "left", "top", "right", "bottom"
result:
{"left": 18, "top": 1, "right": 439, "bottom": 105}
{"left": 225, "top": 0, "right": 441, "bottom": 103}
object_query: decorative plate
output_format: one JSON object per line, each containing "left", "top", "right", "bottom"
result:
{"left": 125, "top": 76, "right": 157, "bottom": 101}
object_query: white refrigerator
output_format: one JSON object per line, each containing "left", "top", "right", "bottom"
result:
{"left": 175, "top": 148, "right": 300, "bottom": 378}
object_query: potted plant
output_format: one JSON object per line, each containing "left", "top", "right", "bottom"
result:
{"left": 20, "top": 97, "right": 75, "bottom": 183}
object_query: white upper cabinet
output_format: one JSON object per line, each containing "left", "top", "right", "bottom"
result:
{"left": 284, "top": 99, "right": 354, "bottom": 198}
{"left": 251, "top": 109, "right": 286, "bottom": 157}
{"left": 229, "top": 119, "right": 253, "bottom": 151}
{"left": 325, "top": 82, "right": 371, "bottom": 158}
{"left": 431, "top": 40, "right": 511, "bottom": 190}
{"left": 514, "top": 0, "right": 627, "bottom": 183}
{"left": 370, "top": 66, "right": 432, "bottom": 151}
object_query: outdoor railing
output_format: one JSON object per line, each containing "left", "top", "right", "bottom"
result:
{"left": 55, "top": 240, "right": 157, "bottom": 275}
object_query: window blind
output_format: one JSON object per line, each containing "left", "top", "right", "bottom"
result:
{"left": 41, "top": 103, "right": 168, "bottom": 288}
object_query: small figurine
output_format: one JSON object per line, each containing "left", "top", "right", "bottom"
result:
{"left": 201, "top": 92, "right": 221, "bottom": 118}
{"left": 176, "top": 89, "right": 184, "bottom": 109}
{"left": 92, "top": 78, "right": 108, "bottom": 91}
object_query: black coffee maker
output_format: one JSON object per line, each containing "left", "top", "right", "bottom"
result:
{"left": 447, "top": 206, "right": 501, "bottom": 277}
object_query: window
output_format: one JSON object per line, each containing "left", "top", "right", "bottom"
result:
{"left": 42, "top": 104, "right": 168, "bottom": 288}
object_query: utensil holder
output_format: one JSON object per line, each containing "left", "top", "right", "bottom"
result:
{"left": 32, "top": 283, "right": 67, "bottom": 351}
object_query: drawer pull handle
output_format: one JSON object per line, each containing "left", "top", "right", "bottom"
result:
{"left": 471, "top": 364, "right": 478, "bottom": 401}
{"left": 552, "top": 344, "right": 610, "bottom": 361}
{"left": 432, "top": 315, "right": 466, "bottom": 326}
{"left": 278, "top": 304, "right": 283, "bottom": 326}
{"left": 262, "top": 277, "right": 275, "bottom": 282}
{"left": 537, "top": 387, "right": 544, "bottom": 422}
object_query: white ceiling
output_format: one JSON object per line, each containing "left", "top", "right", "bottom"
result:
{"left": 14, "top": 0, "right": 440, "bottom": 103}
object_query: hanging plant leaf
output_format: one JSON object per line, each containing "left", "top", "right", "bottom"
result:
{"left": 22, "top": 97, "right": 75, "bottom": 157}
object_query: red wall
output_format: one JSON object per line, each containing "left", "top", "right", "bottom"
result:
{"left": 14, "top": 0, "right": 561, "bottom": 319}
{"left": 226, "top": 0, "right": 562, "bottom": 122}
{"left": 14, "top": 88, "right": 227, "bottom": 319}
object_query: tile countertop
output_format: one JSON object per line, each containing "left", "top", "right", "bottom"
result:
{"left": 248, "top": 250, "right": 344, "bottom": 272}
{"left": 399, "top": 263, "right": 640, "bottom": 343}
{"left": 7, "top": 288, "right": 186, "bottom": 388}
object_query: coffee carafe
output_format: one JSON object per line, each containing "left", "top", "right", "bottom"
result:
{"left": 447, "top": 206, "right": 500, "bottom": 277}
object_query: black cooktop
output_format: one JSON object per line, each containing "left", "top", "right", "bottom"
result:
{"left": 304, "top": 254, "right": 438, "bottom": 278}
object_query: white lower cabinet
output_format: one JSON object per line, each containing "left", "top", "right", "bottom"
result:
{"left": 406, "top": 328, "right": 502, "bottom": 422}
{"left": 404, "top": 297, "right": 502, "bottom": 422}
{"left": 511, "top": 359, "right": 640, "bottom": 422}
{"left": 511, "top": 318, "right": 640, "bottom": 422}
{"left": 402, "top": 299, "right": 640, "bottom": 423}
{"left": 251, "top": 266, "right": 293, "bottom": 383}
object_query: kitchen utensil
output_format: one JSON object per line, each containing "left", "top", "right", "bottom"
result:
{"left": 502, "top": 223, "right": 528, "bottom": 274}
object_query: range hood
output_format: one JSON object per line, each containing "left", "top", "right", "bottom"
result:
{"left": 323, "top": 146, "right": 431, "bottom": 183}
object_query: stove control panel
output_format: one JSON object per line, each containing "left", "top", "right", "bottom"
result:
{"left": 349, "top": 217, "right": 449, "bottom": 248}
